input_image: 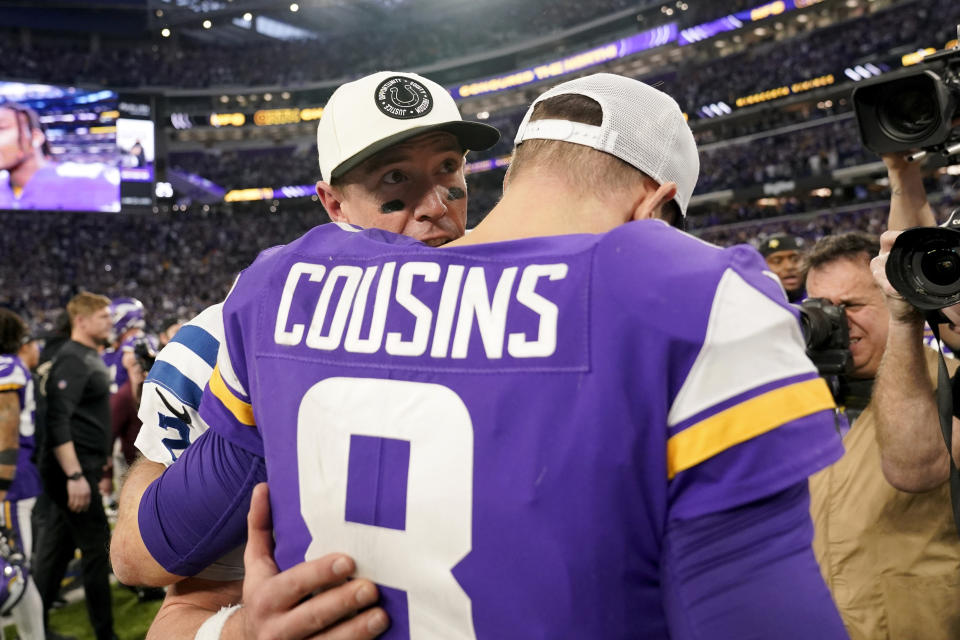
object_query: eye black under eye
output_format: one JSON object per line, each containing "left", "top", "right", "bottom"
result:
{"left": 380, "top": 200, "right": 405, "bottom": 214}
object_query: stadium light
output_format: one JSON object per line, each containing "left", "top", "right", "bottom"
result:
{"left": 243, "top": 12, "right": 253, "bottom": 21}
{"left": 843, "top": 67, "right": 862, "bottom": 81}
{"left": 290, "top": 3, "right": 299, "bottom": 11}
{"left": 203, "top": 19, "right": 212, "bottom": 29}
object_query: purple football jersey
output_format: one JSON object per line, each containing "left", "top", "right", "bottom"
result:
{"left": 102, "top": 334, "right": 140, "bottom": 394}
{"left": 0, "top": 354, "right": 42, "bottom": 501}
{"left": 201, "top": 221, "right": 842, "bottom": 638}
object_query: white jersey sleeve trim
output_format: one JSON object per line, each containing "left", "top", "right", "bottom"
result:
{"left": 0, "top": 356, "right": 27, "bottom": 388}
{"left": 667, "top": 268, "right": 817, "bottom": 427}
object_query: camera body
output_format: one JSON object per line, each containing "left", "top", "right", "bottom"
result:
{"left": 887, "top": 208, "right": 960, "bottom": 310}
{"left": 853, "top": 42, "right": 960, "bottom": 156}
{"left": 798, "top": 297, "right": 853, "bottom": 377}
{"left": 133, "top": 337, "right": 157, "bottom": 373}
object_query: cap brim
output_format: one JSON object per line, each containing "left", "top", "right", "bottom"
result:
{"left": 329, "top": 120, "right": 501, "bottom": 181}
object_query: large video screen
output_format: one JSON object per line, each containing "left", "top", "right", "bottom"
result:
{"left": 116, "top": 96, "right": 156, "bottom": 208}
{"left": 0, "top": 81, "right": 120, "bottom": 212}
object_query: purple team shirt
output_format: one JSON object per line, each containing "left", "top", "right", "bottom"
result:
{"left": 192, "top": 221, "right": 842, "bottom": 638}
{"left": 102, "top": 334, "right": 139, "bottom": 394}
{"left": 0, "top": 163, "right": 119, "bottom": 212}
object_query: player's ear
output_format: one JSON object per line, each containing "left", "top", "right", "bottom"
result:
{"left": 631, "top": 180, "right": 677, "bottom": 223}
{"left": 30, "top": 127, "right": 45, "bottom": 151}
{"left": 316, "top": 181, "right": 348, "bottom": 222}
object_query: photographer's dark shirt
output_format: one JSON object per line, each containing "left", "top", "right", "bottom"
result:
{"left": 952, "top": 370, "right": 960, "bottom": 419}
{"left": 842, "top": 378, "right": 874, "bottom": 425}
{"left": 43, "top": 340, "right": 111, "bottom": 472}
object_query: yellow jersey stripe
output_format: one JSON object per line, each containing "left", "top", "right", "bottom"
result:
{"left": 667, "top": 377, "right": 835, "bottom": 480}
{"left": 209, "top": 365, "right": 256, "bottom": 427}
{"left": 0, "top": 384, "right": 23, "bottom": 392}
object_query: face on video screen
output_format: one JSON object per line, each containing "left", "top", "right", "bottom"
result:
{"left": 0, "top": 81, "right": 120, "bottom": 212}
{"left": 0, "top": 106, "right": 31, "bottom": 172}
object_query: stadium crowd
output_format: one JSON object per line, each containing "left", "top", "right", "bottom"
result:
{"left": 0, "top": 0, "right": 756, "bottom": 90}
{"left": 0, "top": 206, "right": 320, "bottom": 332}
{"left": 169, "top": 114, "right": 871, "bottom": 197}
{"left": 0, "top": 0, "right": 953, "bottom": 105}
{"left": 653, "top": 0, "right": 960, "bottom": 117}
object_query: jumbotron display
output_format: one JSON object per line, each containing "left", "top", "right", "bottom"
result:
{"left": 0, "top": 81, "right": 120, "bottom": 212}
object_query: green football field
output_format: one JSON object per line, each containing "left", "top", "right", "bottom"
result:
{"left": 3, "top": 582, "right": 162, "bottom": 640}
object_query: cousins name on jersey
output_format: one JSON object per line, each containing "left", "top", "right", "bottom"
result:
{"left": 273, "top": 260, "right": 568, "bottom": 360}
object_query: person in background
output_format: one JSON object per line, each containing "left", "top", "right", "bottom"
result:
{"left": 759, "top": 233, "right": 805, "bottom": 302}
{"left": 33, "top": 292, "right": 116, "bottom": 640}
{"left": 803, "top": 153, "right": 960, "bottom": 639}
{"left": 0, "top": 309, "right": 46, "bottom": 640}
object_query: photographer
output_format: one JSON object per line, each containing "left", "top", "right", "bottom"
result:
{"left": 805, "top": 226, "right": 960, "bottom": 639}
{"left": 871, "top": 152, "right": 960, "bottom": 492}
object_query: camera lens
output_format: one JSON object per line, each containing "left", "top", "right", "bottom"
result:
{"left": 920, "top": 248, "right": 960, "bottom": 287}
{"left": 877, "top": 76, "right": 940, "bottom": 142}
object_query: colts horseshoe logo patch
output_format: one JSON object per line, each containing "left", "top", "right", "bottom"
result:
{"left": 374, "top": 76, "right": 434, "bottom": 120}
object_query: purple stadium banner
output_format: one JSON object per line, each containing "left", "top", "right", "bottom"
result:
{"left": 450, "top": 23, "right": 678, "bottom": 99}
{"left": 679, "top": 0, "right": 824, "bottom": 45}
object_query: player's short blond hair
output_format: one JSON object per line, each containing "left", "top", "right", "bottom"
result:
{"left": 505, "top": 93, "right": 679, "bottom": 225}
{"left": 66, "top": 292, "right": 111, "bottom": 322}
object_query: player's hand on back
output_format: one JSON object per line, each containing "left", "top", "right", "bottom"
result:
{"left": 236, "top": 483, "right": 389, "bottom": 640}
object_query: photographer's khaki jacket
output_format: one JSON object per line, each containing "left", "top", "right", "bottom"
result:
{"left": 810, "top": 348, "right": 960, "bottom": 640}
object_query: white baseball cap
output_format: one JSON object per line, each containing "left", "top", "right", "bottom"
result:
{"left": 317, "top": 71, "right": 501, "bottom": 182}
{"left": 514, "top": 73, "right": 699, "bottom": 215}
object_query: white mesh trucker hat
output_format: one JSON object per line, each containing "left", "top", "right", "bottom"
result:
{"left": 514, "top": 73, "right": 700, "bottom": 215}
{"left": 317, "top": 71, "right": 501, "bottom": 182}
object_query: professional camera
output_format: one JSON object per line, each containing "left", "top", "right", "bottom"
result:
{"left": 133, "top": 337, "right": 157, "bottom": 373}
{"left": 886, "top": 208, "right": 960, "bottom": 310}
{"left": 797, "top": 298, "right": 853, "bottom": 376}
{"left": 853, "top": 33, "right": 960, "bottom": 158}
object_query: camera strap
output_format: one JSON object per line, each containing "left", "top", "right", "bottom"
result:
{"left": 925, "top": 318, "right": 960, "bottom": 538}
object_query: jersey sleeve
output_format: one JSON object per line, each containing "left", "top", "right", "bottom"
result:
{"left": 664, "top": 242, "right": 843, "bottom": 520}
{"left": 0, "top": 356, "right": 27, "bottom": 392}
{"left": 136, "top": 304, "right": 223, "bottom": 465}
{"left": 198, "top": 271, "right": 264, "bottom": 457}
{"left": 662, "top": 482, "right": 847, "bottom": 639}
{"left": 139, "top": 428, "right": 265, "bottom": 576}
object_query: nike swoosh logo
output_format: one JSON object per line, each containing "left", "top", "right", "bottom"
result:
{"left": 155, "top": 388, "right": 192, "bottom": 425}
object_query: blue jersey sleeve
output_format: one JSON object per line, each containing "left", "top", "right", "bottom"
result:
{"left": 137, "top": 303, "right": 224, "bottom": 465}
{"left": 662, "top": 482, "right": 848, "bottom": 639}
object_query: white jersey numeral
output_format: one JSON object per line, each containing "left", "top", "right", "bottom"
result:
{"left": 108, "top": 364, "right": 118, "bottom": 395}
{"left": 297, "top": 377, "right": 477, "bottom": 639}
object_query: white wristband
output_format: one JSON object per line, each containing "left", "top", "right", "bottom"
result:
{"left": 195, "top": 604, "right": 242, "bottom": 640}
